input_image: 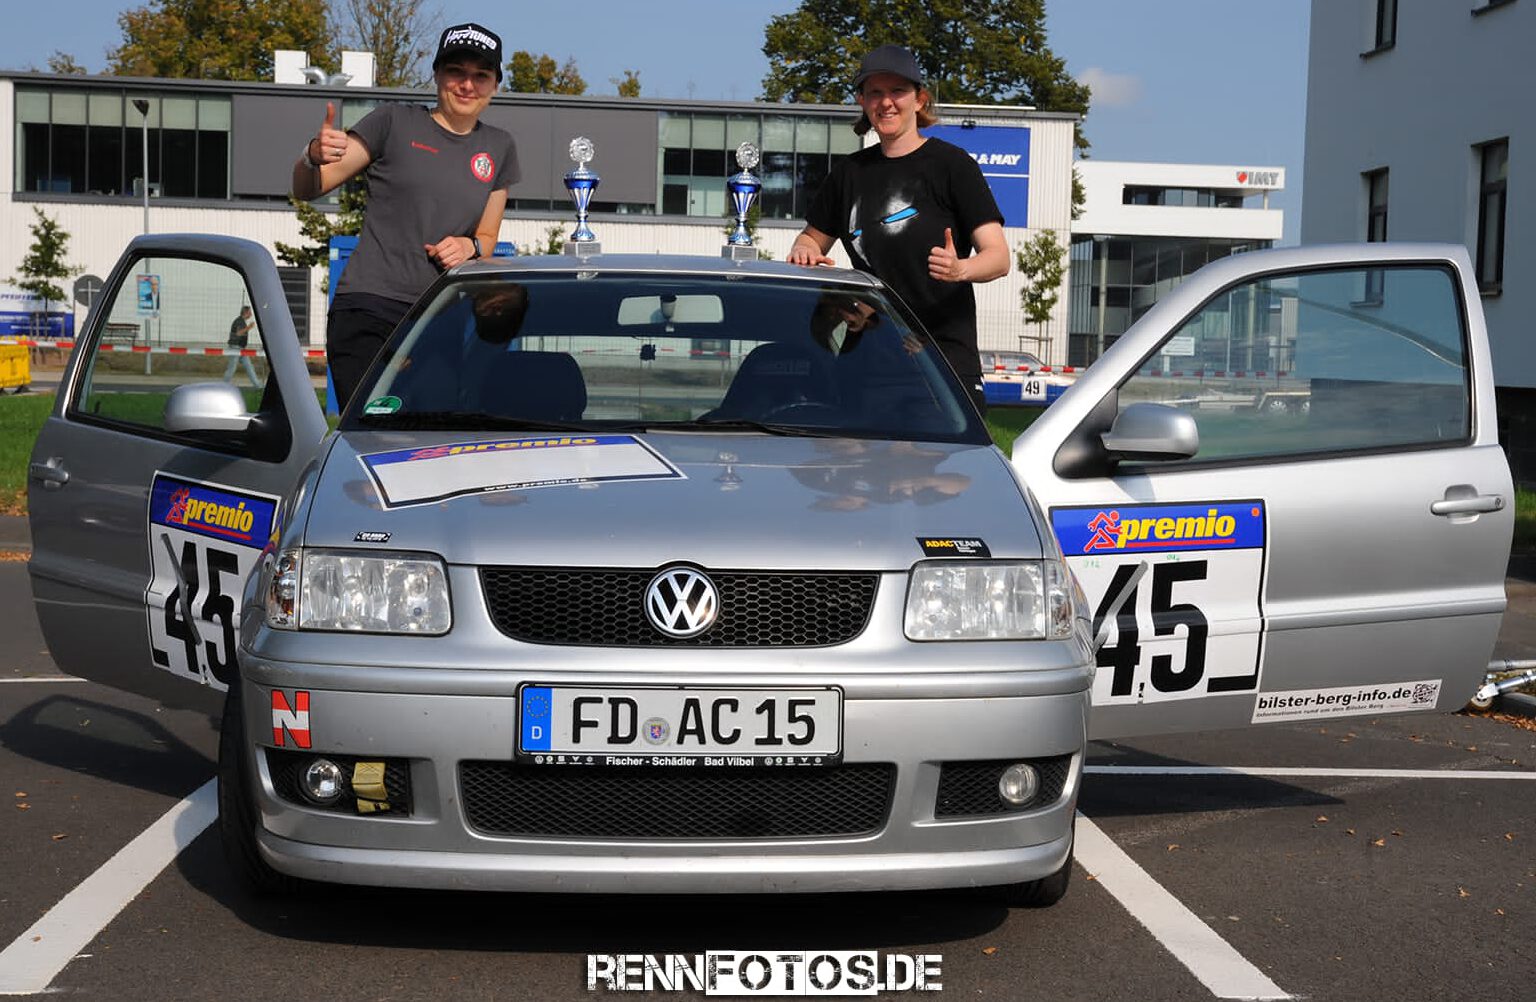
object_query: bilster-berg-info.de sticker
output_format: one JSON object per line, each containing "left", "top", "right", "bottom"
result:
{"left": 358, "top": 434, "right": 684, "bottom": 508}
{"left": 146, "top": 474, "right": 279, "bottom": 688}
{"left": 1252, "top": 679, "right": 1442, "bottom": 723}
{"left": 1052, "top": 500, "right": 1267, "bottom": 707}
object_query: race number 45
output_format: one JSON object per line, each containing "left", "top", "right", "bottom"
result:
{"left": 145, "top": 474, "right": 278, "bottom": 688}
{"left": 1052, "top": 500, "right": 1268, "bottom": 707}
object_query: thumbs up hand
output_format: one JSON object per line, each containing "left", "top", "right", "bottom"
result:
{"left": 928, "top": 227, "right": 967, "bottom": 283}
{"left": 308, "top": 101, "right": 349, "bottom": 165}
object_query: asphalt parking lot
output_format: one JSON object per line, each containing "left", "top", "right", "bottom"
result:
{"left": 2, "top": 555, "right": 1534, "bottom": 1001}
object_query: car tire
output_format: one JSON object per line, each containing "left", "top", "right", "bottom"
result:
{"left": 218, "top": 687, "right": 304, "bottom": 896}
{"left": 992, "top": 839, "right": 1074, "bottom": 908}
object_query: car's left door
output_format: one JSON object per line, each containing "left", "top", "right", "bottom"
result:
{"left": 27, "top": 236, "right": 328, "bottom": 709}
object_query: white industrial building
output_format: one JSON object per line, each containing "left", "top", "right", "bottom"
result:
{"left": 1303, "top": 0, "right": 1531, "bottom": 474}
{"left": 0, "top": 70, "right": 1078, "bottom": 362}
{"left": 1067, "top": 160, "right": 1285, "bottom": 367}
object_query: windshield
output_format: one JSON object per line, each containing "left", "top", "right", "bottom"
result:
{"left": 343, "top": 273, "right": 988, "bottom": 444}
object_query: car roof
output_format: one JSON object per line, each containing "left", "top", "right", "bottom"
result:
{"left": 453, "top": 253, "right": 883, "bottom": 288}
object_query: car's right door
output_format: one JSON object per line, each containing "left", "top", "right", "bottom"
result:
{"left": 1014, "top": 243, "right": 1512, "bottom": 740}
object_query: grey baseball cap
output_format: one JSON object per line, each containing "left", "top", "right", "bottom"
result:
{"left": 852, "top": 44, "right": 925, "bottom": 91}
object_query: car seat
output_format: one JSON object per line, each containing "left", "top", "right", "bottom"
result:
{"left": 711, "top": 342, "right": 838, "bottom": 421}
{"left": 478, "top": 350, "right": 587, "bottom": 422}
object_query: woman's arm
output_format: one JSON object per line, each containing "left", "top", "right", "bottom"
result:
{"left": 425, "top": 188, "right": 509, "bottom": 269}
{"left": 787, "top": 226, "right": 837, "bottom": 267}
{"left": 927, "top": 221, "right": 1010, "bottom": 284}
{"left": 291, "top": 101, "right": 372, "bottom": 200}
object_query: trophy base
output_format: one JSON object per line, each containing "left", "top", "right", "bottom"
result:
{"left": 563, "top": 240, "right": 602, "bottom": 257}
{"left": 721, "top": 244, "right": 758, "bottom": 261}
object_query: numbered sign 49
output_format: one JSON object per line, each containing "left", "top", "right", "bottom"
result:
{"left": 145, "top": 474, "right": 278, "bottom": 688}
{"left": 1052, "top": 501, "right": 1267, "bottom": 707}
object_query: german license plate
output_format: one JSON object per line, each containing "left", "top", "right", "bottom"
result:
{"left": 516, "top": 685, "right": 842, "bottom": 767}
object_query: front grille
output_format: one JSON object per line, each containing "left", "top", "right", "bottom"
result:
{"left": 480, "top": 567, "right": 878, "bottom": 647}
{"left": 935, "top": 756, "right": 1073, "bottom": 818}
{"left": 265, "top": 749, "right": 412, "bottom": 816}
{"left": 460, "top": 762, "right": 895, "bottom": 839}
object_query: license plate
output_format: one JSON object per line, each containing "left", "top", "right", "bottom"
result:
{"left": 517, "top": 685, "right": 842, "bottom": 767}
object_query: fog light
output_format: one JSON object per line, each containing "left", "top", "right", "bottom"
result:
{"left": 300, "top": 758, "right": 346, "bottom": 806}
{"left": 998, "top": 763, "right": 1039, "bottom": 806}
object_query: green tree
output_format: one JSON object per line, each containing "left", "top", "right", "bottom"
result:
{"left": 12, "top": 208, "right": 80, "bottom": 314}
{"left": 275, "top": 181, "right": 368, "bottom": 291}
{"left": 612, "top": 69, "right": 641, "bottom": 98}
{"left": 1015, "top": 229, "right": 1066, "bottom": 358}
{"left": 47, "top": 51, "right": 87, "bottom": 74}
{"left": 336, "top": 0, "right": 440, "bottom": 88}
{"left": 761, "top": 0, "right": 1090, "bottom": 152}
{"left": 108, "top": 0, "right": 332, "bottom": 81}
{"left": 505, "top": 51, "right": 586, "bottom": 94}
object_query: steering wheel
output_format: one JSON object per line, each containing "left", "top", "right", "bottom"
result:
{"left": 759, "top": 401, "right": 841, "bottom": 424}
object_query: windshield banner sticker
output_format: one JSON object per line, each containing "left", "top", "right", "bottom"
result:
{"left": 358, "top": 434, "right": 686, "bottom": 508}
{"left": 145, "top": 474, "right": 280, "bottom": 690}
{"left": 1052, "top": 500, "right": 1267, "bottom": 708}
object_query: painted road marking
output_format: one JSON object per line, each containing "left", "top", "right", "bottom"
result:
{"left": 0, "top": 677, "right": 87, "bottom": 684}
{"left": 1075, "top": 813, "right": 1290, "bottom": 1000}
{"left": 0, "top": 780, "right": 216, "bottom": 996}
{"left": 1087, "top": 765, "right": 1536, "bottom": 780}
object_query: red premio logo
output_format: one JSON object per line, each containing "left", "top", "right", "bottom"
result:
{"left": 1237, "top": 171, "right": 1249, "bottom": 183}
{"left": 470, "top": 152, "right": 495, "bottom": 182}
{"left": 271, "top": 690, "right": 311, "bottom": 748}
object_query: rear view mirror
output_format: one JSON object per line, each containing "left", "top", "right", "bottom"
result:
{"left": 1100, "top": 402, "right": 1198, "bottom": 461}
{"left": 164, "top": 382, "right": 254, "bottom": 434}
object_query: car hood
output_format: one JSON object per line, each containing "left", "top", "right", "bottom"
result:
{"left": 302, "top": 431, "right": 1042, "bottom": 570}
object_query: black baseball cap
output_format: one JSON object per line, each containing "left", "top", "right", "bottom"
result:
{"left": 852, "top": 44, "right": 924, "bottom": 92}
{"left": 434, "top": 23, "right": 504, "bottom": 81}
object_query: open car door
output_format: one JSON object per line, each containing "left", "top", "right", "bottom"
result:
{"left": 27, "top": 235, "right": 328, "bottom": 710}
{"left": 1014, "top": 243, "right": 1512, "bottom": 740}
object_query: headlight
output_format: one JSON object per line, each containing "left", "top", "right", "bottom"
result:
{"left": 904, "top": 559, "right": 1074, "bottom": 641}
{"left": 266, "top": 548, "right": 451, "bottom": 634}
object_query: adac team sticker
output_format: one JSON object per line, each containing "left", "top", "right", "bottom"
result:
{"left": 470, "top": 151, "right": 495, "bottom": 182}
{"left": 917, "top": 537, "right": 991, "bottom": 557}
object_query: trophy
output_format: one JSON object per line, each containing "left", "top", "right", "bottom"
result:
{"left": 723, "top": 141, "right": 762, "bottom": 260}
{"left": 563, "top": 137, "right": 600, "bottom": 255}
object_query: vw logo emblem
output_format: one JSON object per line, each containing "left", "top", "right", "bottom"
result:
{"left": 645, "top": 567, "right": 719, "bottom": 638}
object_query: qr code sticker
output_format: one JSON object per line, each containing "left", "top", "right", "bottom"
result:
{"left": 1411, "top": 683, "right": 1437, "bottom": 706}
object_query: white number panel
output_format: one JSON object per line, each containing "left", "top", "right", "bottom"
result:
{"left": 145, "top": 473, "right": 279, "bottom": 689}
{"left": 1052, "top": 500, "right": 1267, "bottom": 707}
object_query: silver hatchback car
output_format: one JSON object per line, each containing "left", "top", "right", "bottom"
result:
{"left": 28, "top": 237, "right": 1512, "bottom": 906}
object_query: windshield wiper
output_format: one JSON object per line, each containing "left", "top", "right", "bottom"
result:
{"left": 354, "top": 411, "right": 594, "bottom": 433}
{"left": 662, "top": 417, "right": 840, "bottom": 438}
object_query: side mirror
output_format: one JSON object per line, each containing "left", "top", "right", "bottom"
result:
{"left": 1100, "top": 402, "right": 1198, "bottom": 461}
{"left": 164, "top": 382, "right": 254, "bottom": 434}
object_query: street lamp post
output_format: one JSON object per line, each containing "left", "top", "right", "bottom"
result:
{"left": 131, "top": 99, "right": 150, "bottom": 234}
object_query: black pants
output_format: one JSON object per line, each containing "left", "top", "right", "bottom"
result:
{"left": 328, "top": 293, "right": 413, "bottom": 413}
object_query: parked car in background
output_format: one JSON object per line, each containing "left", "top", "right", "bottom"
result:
{"left": 979, "top": 350, "right": 1077, "bottom": 407}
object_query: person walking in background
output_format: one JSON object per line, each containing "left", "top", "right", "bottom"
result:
{"left": 291, "top": 22, "right": 520, "bottom": 411}
{"left": 222, "top": 305, "right": 260, "bottom": 385}
{"left": 786, "top": 44, "right": 1009, "bottom": 412}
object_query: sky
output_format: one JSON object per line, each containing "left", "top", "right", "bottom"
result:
{"left": 0, "top": 0, "right": 1312, "bottom": 243}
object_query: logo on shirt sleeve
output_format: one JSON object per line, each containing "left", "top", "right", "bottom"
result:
{"left": 470, "top": 152, "right": 495, "bottom": 182}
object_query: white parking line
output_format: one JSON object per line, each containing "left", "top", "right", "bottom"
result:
{"left": 1075, "top": 814, "right": 1290, "bottom": 1000}
{"left": 0, "top": 780, "right": 216, "bottom": 996}
{"left": 1087, "top": 765, "right": 1536, "bottom": 780}
{"left": 0, "top": 677, "right": 86, "bottom": 684}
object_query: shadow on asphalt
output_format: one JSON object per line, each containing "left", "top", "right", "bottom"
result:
{"left": 1080, "top": 740, "right": 1339, "bottom": 819}
{"left": 0, "top": 693, "right": 215, "bottom": 798}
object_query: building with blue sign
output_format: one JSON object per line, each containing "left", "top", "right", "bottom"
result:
{"left": 0, "top": 71, "right": 1081, "bottom": 363}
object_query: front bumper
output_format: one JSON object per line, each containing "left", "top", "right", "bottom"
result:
{"left": 239, "top": 667, "right": 1089, "bottom": 894}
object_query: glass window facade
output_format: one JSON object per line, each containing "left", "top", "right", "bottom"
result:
{"left": 1476, "top": 139, "right": 1508, "bottom": 294}
{"left": 1067, "top": 235, "right": 1268, "bottom": 367}
{"left": 658, "top": 110, "right": 857, "bottom": 221}
{"left": 1123, "top": 186, "right": 1245, "bottom": 209}
{"left": 15, "top": 86, "right": 230, "bottom": 198}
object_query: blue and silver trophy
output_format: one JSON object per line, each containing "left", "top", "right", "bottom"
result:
{"left": 563, "top": 137, "right": 601, "bottom": 255}
{"left": 723, "top": 141, "right": 762, "bottom": 260}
